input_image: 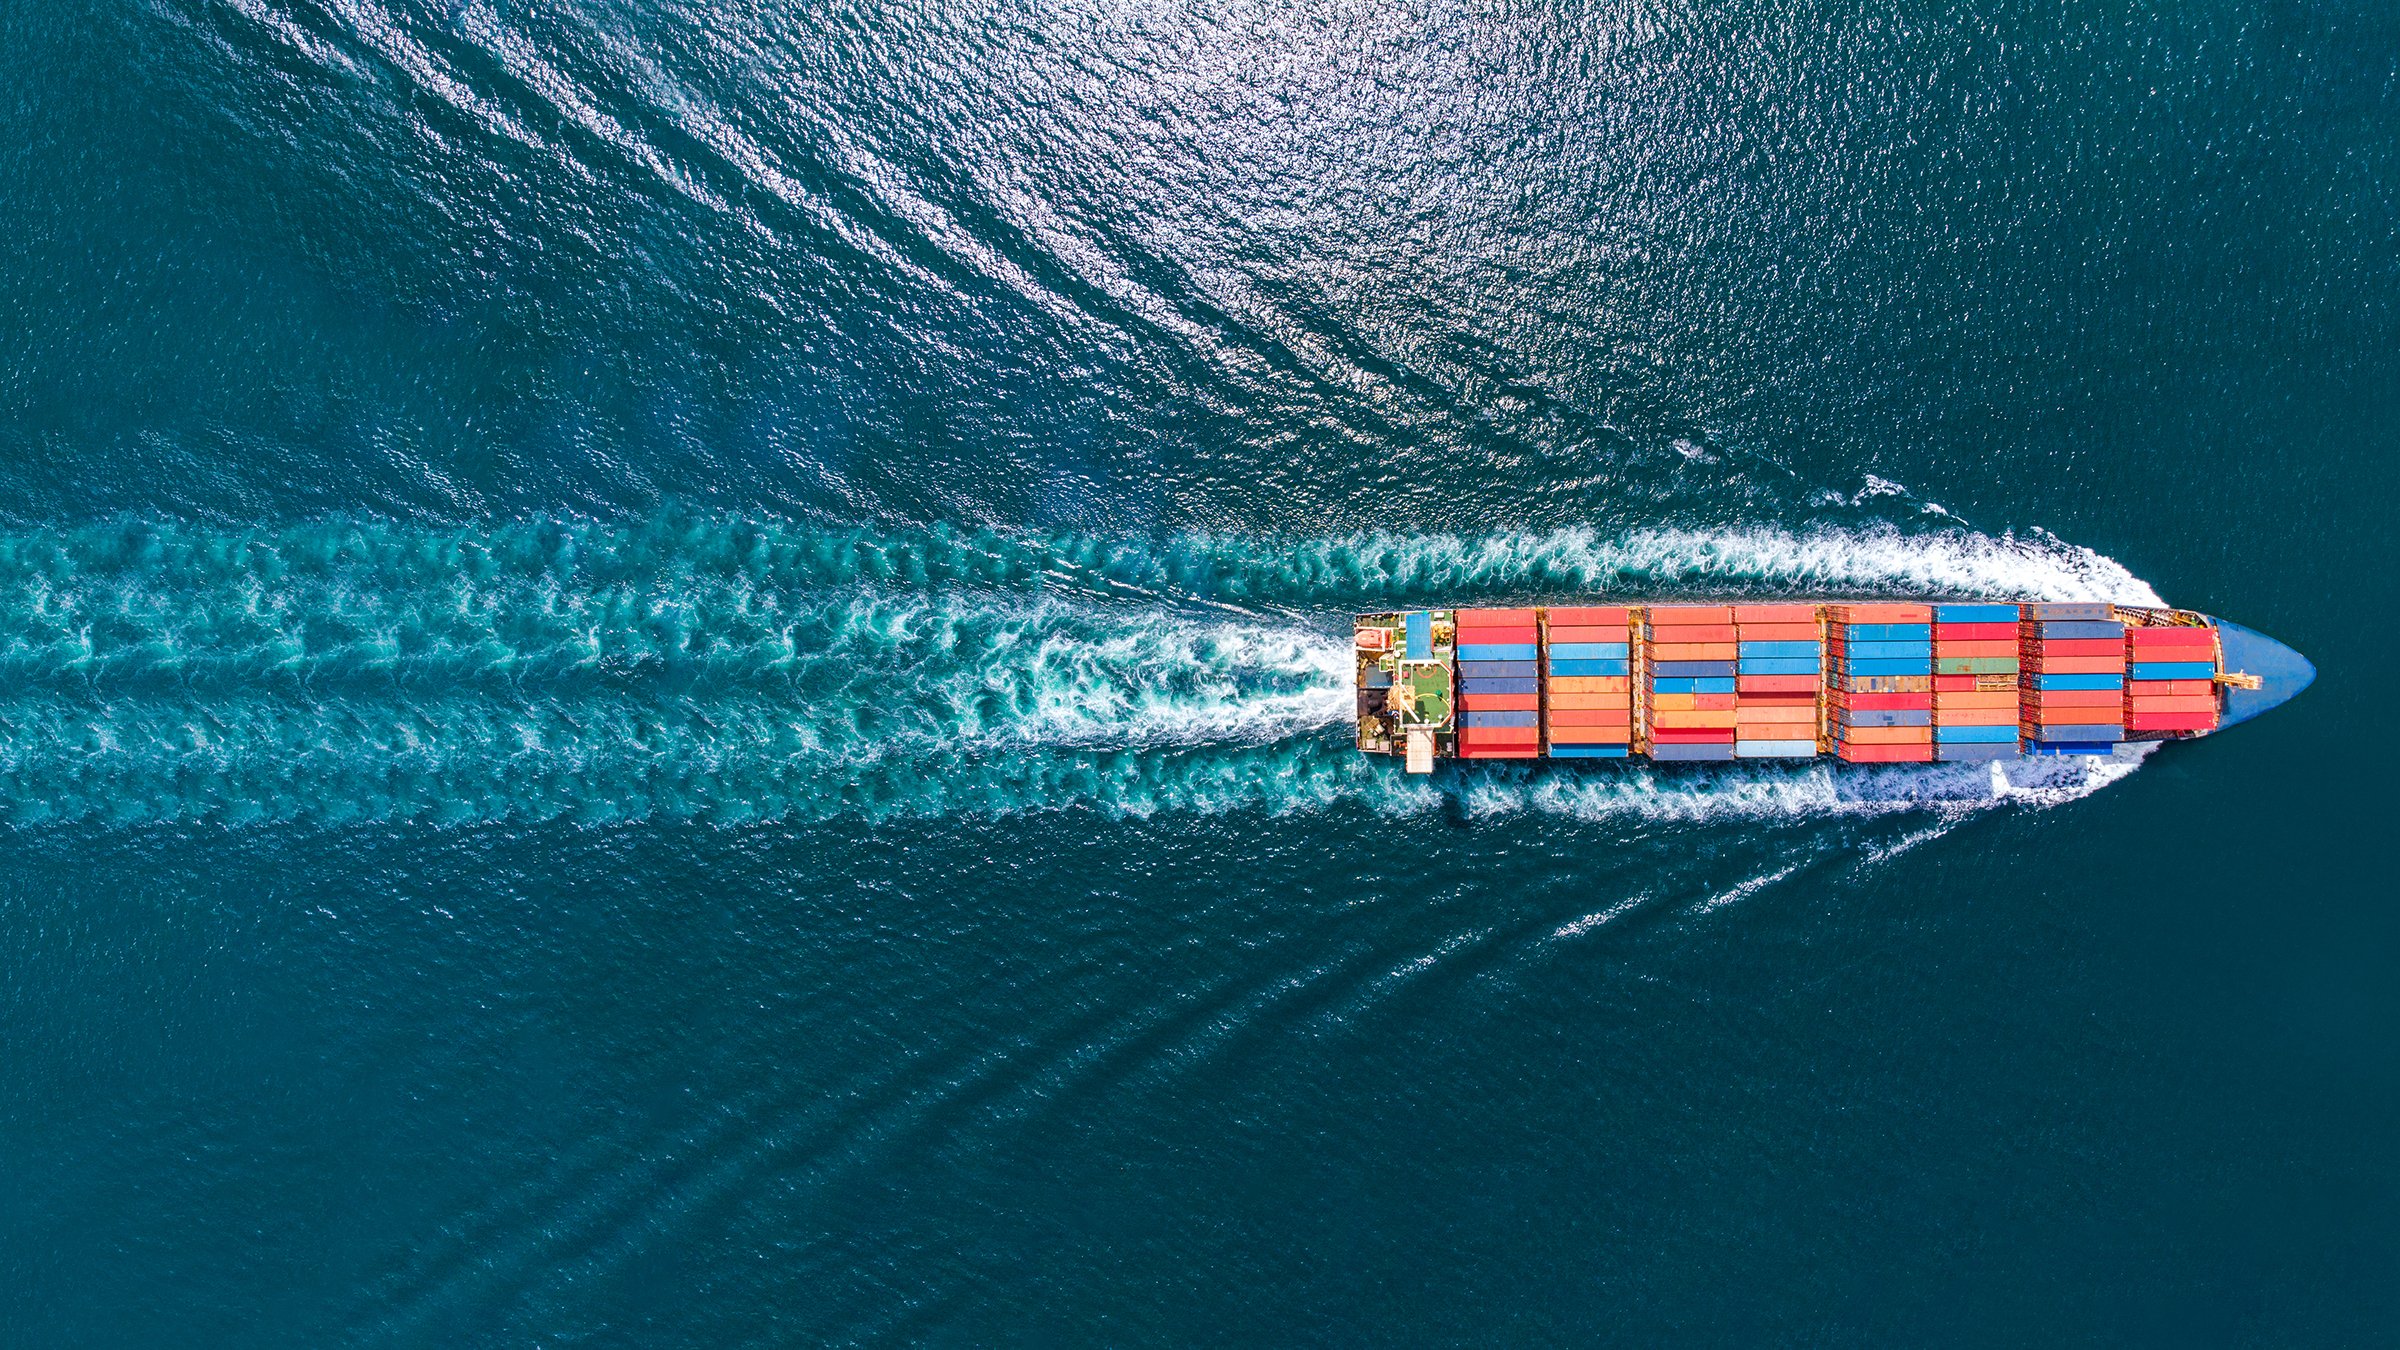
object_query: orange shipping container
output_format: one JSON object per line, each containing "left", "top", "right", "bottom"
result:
{"left": 1646, "top": 624, "right": 1738, "bottom": 643}
{"left": 1546, "top": 625, "right": 1629, "bottom": 642}
{"left": 1653, "top": 710, "right": 1738, "bottom": 728}
{"left": 1548, "top": 692, "right": 1632, "bottom": 710}
{"left": 1831, "top": 603, "right": 1933, "bottom": 623}
{"left": 1648, "top": 605, "right": 1734, "bottom": 624}
{"left": 1933, "top": 690, "right": 2018, "bottom": 708}
{"left": 1549, "top": 708, "right": 1632, "bottom": 727}
{"left": 1735, "top": 622, "right": 1821, "bottom": 641}
{"left": 1652, "top": 642, "right": 1737, "bottom": 660}
{"left": 1456, "top": 608, "right": 1536, "bottom": 625}
{"left": 1934, "top": 640, "right": 2017, "bottom": 658}
{"left": 1839, "top": 725, "right": 1934, "bottom": 744}
{"left": 1547, "top": 606, "right": 1631, "bottom": 626}
{"left": 1549, "top": 676, "right": 1630, "bottom": 693}
{"left": 1732, "top": 604, "right": 1819, "bottom": 623}
{"left": 1735, "top": 706, "right": 1816, "bottom": 723}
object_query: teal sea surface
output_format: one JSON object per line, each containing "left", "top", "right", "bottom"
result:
{"left": 3, "top": 1, "right": 2396, "bottom": 1342}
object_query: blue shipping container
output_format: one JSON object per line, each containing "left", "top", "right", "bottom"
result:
{"left": 1833, "top": 658, "right": 1935, "bottom": 676}
{"left": 1547, "top": 744, "right": 1629, "bottom": 759}
{"left": 1733, "top": 740, "right": 1818, "bottom": 758}
{"left": 1738, "top": 658, "right": 1822, "bottom": 675}
{"left": 1548, "top": 642, "right": 1629, "bottom": 659}
{"left": 2130, "top": 661, "right": 2215, "bottom": 681}
{"left": 1835, "top": 709, "right": 1933, "bottom": 728}
{"left": 2034, "top": 621, "right": 2126, "bottom": 639}
{"left": 1936, "top": 742, "right": 2020, "bottom": 761}
{"left": 1460, "top": 710, "right": 1537, "bottom": 728}
{"left": 1550, "top": 658, "right": 1630, "bottom": 677}
{"left": 1840, "top": 623, "right": 1932, "bottom": 640}
{"left": 1654, "top": 660, "right": 1737, "bottom": 677}
{"left": 1738, "top": 641, "right": 1820, "bottom": 658}
{"left": 1457, "top": 642, "right": 1538, "bottom": 661}
{"left": 1649, "top": 742, "right": 1737, "bottom": 762}
{"left": 1935, "top": 725, "right": 2018, "bottom": 743}
{"left": 1934, "top": 604, "right": 2020, "bottom": 624}
{"left": 2035, "top": 673, "right": 2125, "bottom": 691}
{"left": 1457, "top": 660, "right": 1538, "bottom": 678}
{"left": 2031, "top": 723, "right": 2126, "bottom": 743}
{"left": 1460, "top": 677, "right": 1536, "bottom": 695}
{"left": 1834, "top": 640, "right": 1935, "bottom": 659}
{"left": 2026, "top": 742, "right": 2117, "bottom": 756}
{"left": 1652, "top": 677, "right": 1737, "bottom": 694}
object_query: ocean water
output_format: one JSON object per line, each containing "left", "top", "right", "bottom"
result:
{"left": 2, "top": 1, "right": 2396, "bottom": 1343}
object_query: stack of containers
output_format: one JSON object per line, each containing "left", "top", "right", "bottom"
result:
{"left": 2123, "top": 623, "right": 2220, "bottom": 734}
{"left": 2019, "top": 603, "right": 2125, "bottom": 754}
{"left": 1730, "top": 604, "right": 1821, "bottom": 758}
{"left": 1931, "top": 603, "right": 2023, "bottom": 761}
{"left": 1826, "top": 604, "right": 1935, "bottom": 762}
{"left": 1643, "top": 604, "right": 1737, "bottom": 761}
{"left": 1543, "top": 606, "right": 1634, "bottom": 759}
{"left": 1454, "top": 607, "right": 1540, "bottom": 759}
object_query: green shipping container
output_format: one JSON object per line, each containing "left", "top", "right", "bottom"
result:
{"left": 1936, "top": 656, "right": 2022, "bottom": 675}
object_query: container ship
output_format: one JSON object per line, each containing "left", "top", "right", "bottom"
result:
{"left": 1354, "top": 603, "right": 2312, "bottom": 771}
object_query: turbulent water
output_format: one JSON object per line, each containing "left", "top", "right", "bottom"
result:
{"left": 4, "top": 1, "right": 2396, "bottom": 1343}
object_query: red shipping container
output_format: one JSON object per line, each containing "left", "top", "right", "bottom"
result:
{"left": 2025, "top": 682, "right": 2121, "bottom": 706}
{"left": 2127, "top": 711, "right": 2218, "bottom": 731}
{"left": 1739, "top": 675, "right": 1821, "bottom": 694}
{"left": 1827, "top": 692, "right": 1934, "bottom": 710}
{"left": 1831, "top": 603, "right": 1933, "bottom": 623}
{"left": 2126, "top": 695, "right": 2218, "bottom": 714}
{"left": 1549, "top": 708, "right": 1633, "bottom": 726}
{"left": 1734, "top": 622, "right": 1821, "bottom": 641}
{"left": 1546, "top": 625, "right": 1629, "bottom": 642}
{"left": 1458, "top": 727, "right": 1538, "bottom": 746}
{"left": 1731, "top": 604, "right": 1818, "bottom": 623}
{"left": 1650, "top": 727, "right": 1736, "bottom": 743}
{"left": 2040, "top": 655, "right": 2127, "bottom": 675}
{"left": 1835, "top": 744, "right": 1935, "bottom": 763}
{"left": 1647, "top": 605, "right": 1734, "bottom": 623}
{"left": 1457, "top": 626, "right": 1537, "bottom": 644}
{"left": 2023, "top": 638, "right": 2121, "bottom": 657}
{"left": 1933, "top": 622, "right": 2017, "bottom": 640}
{"left": 1645, "top": 623, "right": 1738, "bottom": 643}
{"left": 1737, "top": 694, "right": 1817, "bottom": 708}
{"left": 2126, "top": 627, "right": 2215, "bottom": 649}
{"left": 1459, "top": 747, "right": 1539, "bottom": 759}
{"left": 1456, "top": 608, "right": 1536, "bottom": 625}
{"left": 1547, "top": 606, "right": 1630, "bottom": 625}
{"left": 2127, "top": 679, "right": 2215, "bottom": 697}
{"left": 1652, "top": 642, "right": 1738, "bottom": 660}
{"left": 1459, "top": 693, "right": 1538, "bottom": 711}
{"left": 1933, "top": 706, "right": 2017, "bottom": 726}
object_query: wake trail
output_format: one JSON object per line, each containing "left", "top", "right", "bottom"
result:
{"left": 0, "top": 515, "right": 2161, "bottom": 826}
